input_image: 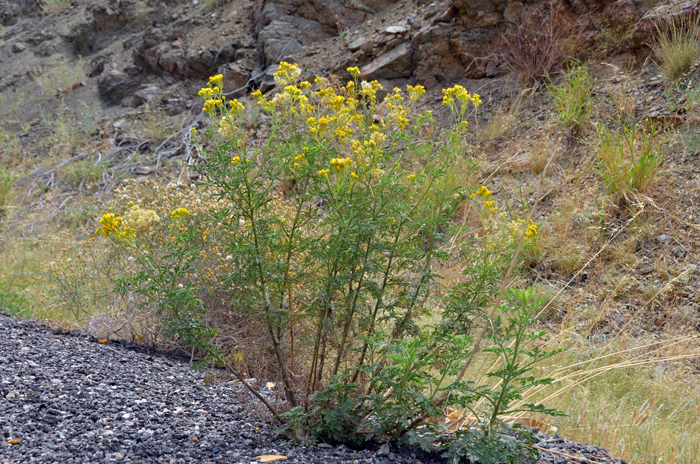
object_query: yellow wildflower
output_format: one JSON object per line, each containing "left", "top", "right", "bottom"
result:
{"left": 406, "top": 84, "right": 425, "bottom": 101}
{"left": 209, "top": 74, "right": 223, "bottom": 88}
{"left": 97, "top": 213, "right": 123, "bottom": 238}
{"left": 476, "top": 186, "right": 492, "bottom": 198}
{"left": 198, "top": 87, "right": 214, "bottom": 100}
{"left": 171, "top": 208, "right": 191, "bottom": 220}
{"left": 231, "top": 156, "right": 241, "bottom": 165}
{"left": 347, "top": 66, "right": 360, "bottom": 78}
{"left": 525, "top": 222, "right": 538, "bottom": 238}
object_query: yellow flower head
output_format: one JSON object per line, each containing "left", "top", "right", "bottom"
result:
{"left": 229, "top": 99, "right": 245, "bottom": 115}
{"left": 97, "top": 213, "right": 123, "bottom": 237}
{"left": 251, "top": 89, "right": 263, "bottom": 98}
{"left": 476, "top": 185, "right": 492, "bottom": 198}
{"left": 118, "top": 226, "right": 136, "bottom": 241}
{"left": 171, "top": 208, "right": 191, "bottom": 220}
{"left": 231, "top": 156, "right": 241, "bottom": 165}
{"left": 124, "top": 203, "right": 160, "bottom": 231}
{"left": 330, "top": 157, "right": 352, "bottom": 170}
{"left": 273, "top": 62, "right": 301, "bottom": 86}
{"left": 299, "top": 81, "right": 312, "bottom": 90}
{"left": 525, "top": 221, "right": 538, "bottom": 238}
{"left": 203, "top": 99, "right": 221, "bottom": 113}
{"left": 209, "top": 74, "right": 224, "bottom": 88}
{"left": 347, "top": 66, "right": 361, "bottom": 78}
{"left": 406, "top": 84, "right": 426, "bottom": 101}
{"left": 198, "top": 87, "right": 214, "bottom": 100}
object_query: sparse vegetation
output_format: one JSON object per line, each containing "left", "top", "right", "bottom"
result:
{"left": 595, "top": 120, "right": 665, "bottom": 207}
{"left": 549, "top": 64, "right": 596, "bottom": 132}
{"left": 33, "top": 58, "right": 86, "bottom": 95}
{"left": 501, "top": 4, "right": 584, "bottom": 85}
{"left": 651, "top": 14, "right": 700, "bottom": 82}
{"left": 42, "top": 0, "right": 72, "bottom": 15}
{"left": 3, "top": 4, "right": 700, "bottom": 463}
{"left": 0, "top": 169, "right": 11, "bottom": 221}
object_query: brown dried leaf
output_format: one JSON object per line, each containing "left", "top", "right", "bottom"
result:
{"left": 256, "top": 455, "right": 287, "bottom": 462}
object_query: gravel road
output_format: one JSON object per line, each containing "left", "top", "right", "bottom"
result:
{"left": 0, "top": 313, "right": 626, "bottom": 464}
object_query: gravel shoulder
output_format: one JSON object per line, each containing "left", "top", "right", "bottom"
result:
{"left": 0, "top": 313, "right": 626, "bottom": 464}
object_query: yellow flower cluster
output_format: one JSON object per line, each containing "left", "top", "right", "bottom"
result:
{"left": 442, "top": 85, "right": 481, "bottom": 107}
{"left": 97, "top": 213, "right": 123, "bottom": 237}
{"left": 124, "top": 202, "right": 160, "bottom": 231}
{"left": 273, "top": 62, "right": 302, "bottom": 87}
{"left": 209, "top": 74, "right": 223, "bottom": 88}
{"left": 406, "top": 85, "right": 426, "bottom": 102}
{"left": 525, "top": 221, "right": 538, "bottom": 238}
{"left": 318, "top": 169, "right": 330, "bottom": 176}
{"left": 330, "top": 157, "right": 353, "bottom": 170}
{"left": 97, "top": 213, "right": 136, "bottom": 241}
{"left": 171, "top": 208, "right": 191, "bottom": 220}
{"left": 358, "top": 80, "right": 383, "bottom": 101}
{"left": 203, "top": 99, "right": 221, "bottom": 113}
{"left": 231, "top": 156, "right": 241, "bottom": 165}
{"left": 347, "top": 66, "right": 360, "bottom": 78}
{"left": 473, "top": 185, "right": 492, "bottom": 199}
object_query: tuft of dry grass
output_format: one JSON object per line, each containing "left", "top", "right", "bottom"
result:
{"left": 537, "top": 335, "right": 700, "bottom": 464}
{"left": 482, "top": 91, "right": 528, "bottom": 142}
{"left": 548, "top": 64, "right": 596, "bottom": 132}
{"left": 33, "top": 58, "right": 86, "bottom": 95}
{"left": 595, "top": 121, "right": 665, "bottom": 208}
{"left": 500, "top": 4, "right": 585, "bottom": 85}
{"left": 651, "top": 14, "right": 700, "bottom": 82}
{"left": 0, "top": 169, "right": 11, "bottom": 222}
{"left": 42, "top": 0, "right": 72, "bottom": 15}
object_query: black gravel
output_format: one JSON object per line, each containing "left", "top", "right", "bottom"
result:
{"left": 0, "top": 313, "right": 627, "bottom": 464}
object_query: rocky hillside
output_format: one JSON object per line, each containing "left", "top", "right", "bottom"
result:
{"left": 2, "top": 0, "right": 700, "bottom": 462}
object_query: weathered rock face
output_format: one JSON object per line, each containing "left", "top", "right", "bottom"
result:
{"left": 0, "top": 0, "right": 39, "bottom": 26}
{"left": 254, "top": 0, "right": 403, "bottom": 66}
{"left": 252, "top": 0, "right": 642, "bottom": 86}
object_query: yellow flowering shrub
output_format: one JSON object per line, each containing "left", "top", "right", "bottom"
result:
{"left": 61, "top": 63, "right": 552, "bottom": 456}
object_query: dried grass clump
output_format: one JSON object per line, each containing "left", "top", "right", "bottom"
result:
{"left": 651, "top": 14, "right": 700, "bottom": 82}
{"left": 501, "top": 4, "right": 586, "bottom": 85}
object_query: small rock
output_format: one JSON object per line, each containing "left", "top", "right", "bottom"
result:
{"left": 377, "top": 443, "right": 390, "bottom": 455}
{"left": 133, "top": 86, "right": 159, "bottom": 106}
{"left": 12, "top": 42, "right": 27, "bottom": 53}
{"left": 657, "top": 234, "right": 670, "bottom": 244}
{"left": 360, "top": 42, "right": 412, "bottom": 80}
{"left": 637, "top": 264, "right": 654, "bottom": 276}
{"left": 347, "top": 36, "right": 367, "bottom": 52}
{"left": 220, "top": 64, "right": 250, "bottom": 97}
{"left": 260, "top": 65, "right": 278, "bottom": 93}
{"left": 573, "top": 213, "right": 590, "bottom": 228}
{"left": 135, "top": 166, "right": 152, "bottom": 175}
{"left": 671, "top": 246, "right": 687, "bottom": 258}
{"left": 384, "top": 25, "right": 409, "bottom": 34}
